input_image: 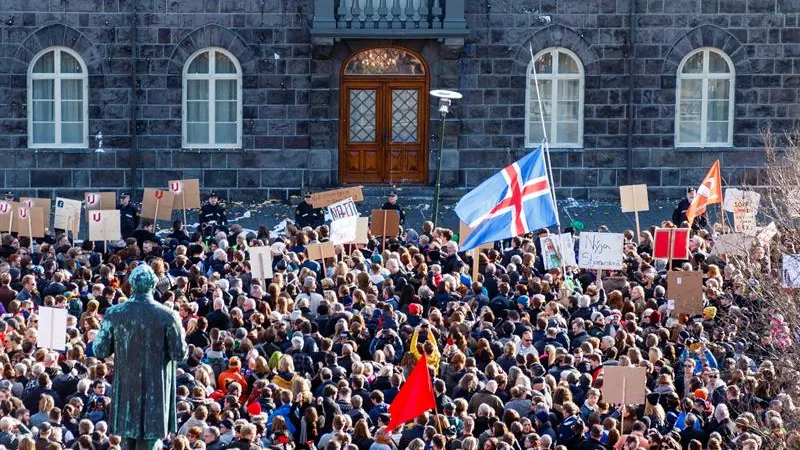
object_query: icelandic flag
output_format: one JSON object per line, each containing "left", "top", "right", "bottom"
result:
{"left": 455, "top": 146, "right": 557, "bottom": 251}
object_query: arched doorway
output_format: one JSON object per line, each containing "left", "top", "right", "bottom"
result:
{"left": 339, "top": 47, "right": 429, "bottom": 184}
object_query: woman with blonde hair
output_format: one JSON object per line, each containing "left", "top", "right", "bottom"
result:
{"left": 272, "top": 354, "right": 299, "bottom": 391}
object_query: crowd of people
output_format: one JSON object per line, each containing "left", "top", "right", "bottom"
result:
{"left": 0, "top": 189, "right": 795, "bottom": 450}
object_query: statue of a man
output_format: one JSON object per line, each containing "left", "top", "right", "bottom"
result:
{"left": 94, "top": 264, "right": 188, "bottom": 450}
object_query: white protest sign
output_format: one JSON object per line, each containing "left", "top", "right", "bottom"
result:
{"left": 38, "top": 307, "right": 68, "bottom": 351}
{"left": 249, "top": 246, "right": 274, "bottom": 281}
{"left": 54, "top": 198, "right": 83, "bottom": 235}
{"left": 757, "top": 222, "right": 777, "bottom": 246}
{"left": 782, "top": 254, "right": 800, "bottom": 288}
{"left": 540, "top": 234, "right": 577, "bottom": 270}
{"left": 327, "top": 197, "right": 359, "bottom": 222}
{"left": 732, "top": 199, "right": 757, "bottom": 235}
{"left": 711, "top": 233, "right": 753, "bottom": 256}
{"left": 330, "top": 216, "right": 359, "bottom": 245}
{"left": 578, "top": 232, "right": 624, "bottom": 270}
{"left": 723, "top": 188, "right": 760, "bottom": 213}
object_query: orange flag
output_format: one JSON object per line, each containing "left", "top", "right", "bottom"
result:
{"left": 686, "top": 160, "right": 722, "bottom": 226}
{"left": 386, "top": 353, "right": 436, "bottom": 431}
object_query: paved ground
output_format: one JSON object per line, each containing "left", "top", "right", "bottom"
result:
{"left": 157, "top": 192, "right": 727, "bottom": 238}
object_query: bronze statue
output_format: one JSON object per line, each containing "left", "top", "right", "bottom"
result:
{"left": 94, "top": 264, "right": 188, "bottom": 450}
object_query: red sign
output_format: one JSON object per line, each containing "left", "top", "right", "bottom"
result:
{"left": 654, "top": 228, "right": 691, "bottom": 260}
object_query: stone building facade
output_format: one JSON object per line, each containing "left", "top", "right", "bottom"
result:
{"left": 0, "top": 0, "right": 798, "bottom": 202}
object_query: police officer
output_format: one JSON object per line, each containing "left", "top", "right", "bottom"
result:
{"left": 294, "top": 192, "right": 324, "bottom": 229}
{"left": 381, "top": 191, "right": 405, "bottom": 225}
{"left": 672, "top": 187, "right": 707, "bottom": 230}
{"left": 4, "top": 192, "right": 13, "bottom": 203}
{"left": 118, "top": 193, "right": 140, "bottom": 240}
{"left": 200, "top": 191, "right": 227, "bottom": 233}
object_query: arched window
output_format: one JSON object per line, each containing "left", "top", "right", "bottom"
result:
{"left": 526, "top": 48, "right": 584, "bottom": 148}
{"left": 28, "top": 47, "right": 88, "bottom": 148}
{"left": 676, "top": 48, "right": 735, "bottom": 147}
{"left": 183, "top": 48, "right": 242, "bottom": 149}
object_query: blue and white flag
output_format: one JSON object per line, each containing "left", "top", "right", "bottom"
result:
{"left": 455, "top": 146, "right": 557, "bottom": 251}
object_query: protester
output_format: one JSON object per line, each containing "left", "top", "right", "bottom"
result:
{"left": 0, "top": 198, "right": 791, "bottom": 450}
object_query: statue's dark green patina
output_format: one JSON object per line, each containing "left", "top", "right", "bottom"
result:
{"left": 94, "top": 264, "right": 188, "bottom": 450}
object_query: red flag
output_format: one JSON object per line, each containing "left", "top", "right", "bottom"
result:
{"left": 653, "top": 228, "right": 691, "bottom": 260}
{"left": 386, "top": 353, "right": 436, "bottom": 431}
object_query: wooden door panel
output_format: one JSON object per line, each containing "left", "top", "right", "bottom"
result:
{"left": 340, "top": 77, "right": 427, "bottom": 184}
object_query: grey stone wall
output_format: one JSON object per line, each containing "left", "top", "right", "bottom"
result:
{"left": 0, "top": 0, "right": 798, "bottom": 202}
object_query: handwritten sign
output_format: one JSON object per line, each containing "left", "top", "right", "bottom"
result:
{"left": 578, "top": 232, "right": 623, "bottom": 270}
{"left": 12, "top": 206, "right": 45, "bottom": 238}
{"left": 20, "top": 198, "right": 51, "bottom": 231}
{"left": 540, "top": 234, "right": 577, "bottom": 269}
{"left": 0, "top": 201, "right": 13, "bottom": 232}
{"left": 328, "top": 197, "right": 359, "bottom": 222}
{"left": 330, "top": 216, "right": 359, "bottom": 245}
{"left": 141, "top": 188, "right": 175, "bottom": 221}
{"left": 84, "top": 192, "right": 117, "bottom": 210}
{"left": 723, "top": 188, "right": 760, "bottom": 213}
{"left": 310, "top": 186, "right": 364, "bottom": 208}
{"left": 54, "top": 198, "right": 83, "bottom": 235}
{"left": 733, "top": 199, "right": 757, "bottom": 235}
{"left": 88, "top": 210, "right": 121, "bottom": 241}
{"left": 168, "top": 179, "right": 201, "bottom": 210}
{"left": 782, "top": 254, "right": 800, "bottom": 288}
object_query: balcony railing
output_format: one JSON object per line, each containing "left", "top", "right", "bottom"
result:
{"left": 310, "top": 0, "right": 468, "bottom": 40}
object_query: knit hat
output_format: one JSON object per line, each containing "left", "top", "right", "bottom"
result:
{"left": 228, "top": 357, "right": 242, "bottom": 369}
{"left": 650, "top": 311, "right": 662, "bottom": 324}
{"left": 703, "top": 306, "right": 717, "bottom": 319}
{"left": 535, "top": 411, "right": 550, "bottom": 423}
{"left": 408, "top": 303, "right": 422, "bottom": 316}
{"left": 694, "top": 389, "right": 708, "bottom": 400}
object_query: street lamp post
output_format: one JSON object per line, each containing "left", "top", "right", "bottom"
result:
{"left": 429, "top": 89, "right": 462, "bottom": 227}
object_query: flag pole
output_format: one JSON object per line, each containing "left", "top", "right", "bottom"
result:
{"left": 530, "top": 44, "right": 569, "bottom": 288}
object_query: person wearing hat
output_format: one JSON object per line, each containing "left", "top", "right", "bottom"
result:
{"left": 672, "top": 187, "right": 708, "bottom": 229}
{"left": 294, "top": 192, "right": 324, "bottom": 229}
{"left": 200, "top": 192, "right": 228, "bottom": 234}
{"left": 118, "top": 193, "right": 140, "bottom": 240}
{"left": 217, "top": 356, "right": 248, "bottom": 393}
{"left": 380, "top": 191, "right": 405, "bottom": 225}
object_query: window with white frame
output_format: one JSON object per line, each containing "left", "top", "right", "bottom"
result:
{"left": 526, "top": 48, "right": 584, "bottom": 148}
{"left": 28, "top": 47, "right": 88, "bottom": 148}
{"left": 183, "top": 48, "right": 242, "bottom": 148}
{"left": 676, "top": 47, "right": 735, "bottom": 147}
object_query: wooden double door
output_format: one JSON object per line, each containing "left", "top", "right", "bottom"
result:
{"left": 340, "top": 79, "right": 429, "bottom": 184}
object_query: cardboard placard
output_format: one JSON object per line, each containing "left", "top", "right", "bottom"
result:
{"left": 619, "top": 184, "right": 649, "bottom": 212}
{"left": 578, "top": 232, "right": 624, "bottom": 270}
{"left": 601, "top": 366, "right": 647, "bottom": 405}
{"left": 141, "top": 188, "right": 175, "bottom": 222}
{"left": 370, "top": 209, "right": 400, "bottom": 237}
{"left": 328, "top": 197, "right": 359, "bottom": 222}
{"left": 653, "top": 228, "right": 691, "bottom": 260}
{"left": 458, "top": 221, "right": 492, "bottom": 250}
{"left": 12, "top": 206, "right": 45, "bottom": 238}
{"left": 54, "top": 198, "right": 83, "bottom": 235}
{"left": 667, "top": 270, "right": 704, "bottom": 316}
{"left": 723, "top": 188, "right": 760, "bottom": 213}
{"left": 20, "top": 198, "right": 51, "bottom": 231}
{"left": 330, "top": 216, "right": 359, "bottom": 245}
{"left": 351, "top": 217, "right": 370, "bottom": 244}
{"left": 84, "top": 192, "right": 117, "bottom": 210}
{"left": 732, "top": 199, "right": 757, "bottom": 235}
{"left": 168, "top": 179, "right": 201, "bottom": 210}
{"left": 541, "top": 234, "right": 577, "bottom": 269}
{"left": 306, "top": 241, "right": 336, "bottom": 261}
{"left": 310, "top": 186, "right": 364, "bottom": 208}
{"left": 88, "top": 210, "right": 121, "bottom": 242}
{"left": 711, "top": 233, "right": 753, "bottom": 257}
{"left": 0, "top": 201, "right": 14, "bottom": 232}
{"left": 249, "top": 246, "right": 274, "bottom": 281}
{"left": 37, "top": 307, "right": 68, "bottom": 351}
